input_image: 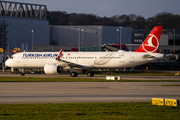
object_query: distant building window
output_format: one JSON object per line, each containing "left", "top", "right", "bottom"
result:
{"left": 134, "top": 39, "right": 143, "bottom": 43}
{"left": 134, "top": 33, "right": 144, "bottom": 37}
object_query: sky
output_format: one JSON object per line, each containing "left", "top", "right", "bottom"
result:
{"left": 4, "top": 0, "right": 180, "bottom": 18}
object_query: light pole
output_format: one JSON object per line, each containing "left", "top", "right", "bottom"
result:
{"left": 79, "top": 28, "right": 80, "bottom": 51}
{"left": 119, "top": 27, "right": 122, "bottom": 50}
{"left": 76, "top": 27, "right": 81, "bottom": 51}
{"left": 32, "top": 30, "right": 34, "bottom": 51}
{"left": 81, "top": 29, "right": 84, "bottom": 47}
{"left": 117, "top": 28, "right": 119, "bottom": 51}
{"left": 173, "top": 29, "right": 175, "bottom": 53}
{"left": 97, "top": 27, "right": 102, "bottom": 51}
{"left": 117, "top": 28, "right": 119, "bottom": 44}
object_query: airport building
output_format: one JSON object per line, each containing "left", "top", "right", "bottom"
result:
{"left": 132, "top": 29, "right": 180, "bottom": 46}
{"left": 0, "top": 1, "right": 49, "bottom": 51}
{"left": 33, "top": 25, "right": 133, "bottom": 52}
{"left": 49, "top": 25, "right": 133, "bottom": 46}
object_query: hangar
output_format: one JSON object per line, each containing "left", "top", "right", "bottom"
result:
{"left": 49, "top": 25, "right": 133, "bottom": 46}
{"left": 0, "top": 1, "right": 49, "bottom": 51}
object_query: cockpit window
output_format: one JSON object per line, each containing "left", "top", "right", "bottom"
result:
{"left": 7, "top": 54, "right": 13, "bottom": 59}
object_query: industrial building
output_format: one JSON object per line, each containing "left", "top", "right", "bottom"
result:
{"left": 49, "top": 25, "right": 133, "bottom": 46}
{"left": 0, "top": 1, "right": 49, "bottom": 51}
{"left": 131, "top": 29, "right": 180, "bottom": 46}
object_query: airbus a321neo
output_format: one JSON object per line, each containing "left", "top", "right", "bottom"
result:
{"left": 5, "top": 26, "right": 164, "bottom": 77}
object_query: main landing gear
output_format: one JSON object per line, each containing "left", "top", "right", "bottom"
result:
{"left": 70, "top": 67, "right": 94, "bottom": 77}
{"left": 70, "top": 71, "right": 94, "bottom": 77}
{"left": 87, "top": 72, "right": 94, "bottom": 77}
{"left": 71, "top": 72, "right": 78, "bottom": 77}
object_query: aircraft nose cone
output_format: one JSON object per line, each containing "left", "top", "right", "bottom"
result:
{"left": 5, "top": 59, "right": 11, "bottom": 67}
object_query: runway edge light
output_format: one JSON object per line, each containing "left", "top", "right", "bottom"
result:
{"left": 152, "top": 98, "right": 164, "bottom": 106}
{"left": 106, "top": 76, "right": 121, "bottom": 80}
{"left": 175, "top": 72, "right": 179, "bottom": 76}
{"left": 165, "top": 99, "right": 179, "bottom": 107}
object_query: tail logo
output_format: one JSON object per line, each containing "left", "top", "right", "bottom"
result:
{"left": 142, "top": 34, "right": 159, "bottom": 53}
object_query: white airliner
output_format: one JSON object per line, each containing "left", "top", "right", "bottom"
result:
{"left": 5, "top": 26, "right": 164, "bottom": 77}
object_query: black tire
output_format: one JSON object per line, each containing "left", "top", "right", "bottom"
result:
{"left": 82, "top": 70, "right": 87, "bottom": 74}
{"left": 21, "top": 73, "right": 25, "bottom": 76}
{"left": 87, "top": 72, "right": 94, "bottom": 77}
{"left": 71, "top": 72, "right": 78, "bottom": 77}
{"left": 91, "top": 72, "right": 94, "bottom": 77}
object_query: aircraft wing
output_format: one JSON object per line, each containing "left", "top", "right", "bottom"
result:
{"left": 55, "top": 49, "right": 94, "bottom": 69}
{"left": 58, "top": 59, "right": 94, "bottom": 69}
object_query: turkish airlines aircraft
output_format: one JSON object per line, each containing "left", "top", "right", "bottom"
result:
{"left": 5, "top": 26, "right": 164, "bottom": 77}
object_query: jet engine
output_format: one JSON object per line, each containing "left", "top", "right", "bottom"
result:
{"left": 44, "top": 64, "right": 63, "bottom": 74}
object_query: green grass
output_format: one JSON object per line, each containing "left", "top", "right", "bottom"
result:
{"left": 0, "top": 103, "right": 179, "bottom": 120}
{"left": 0, "top": 77, "right": 180, "bottom": 82}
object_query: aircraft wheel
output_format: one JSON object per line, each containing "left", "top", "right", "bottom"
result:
{"left": 82, "top": 70, "right": 87, "bottom": 74}
{"left": 87, "top": 72, "right": 94, "bottom": 77}
{"left": 71, "top": 72, "right": 78, "bottom": 77}
{"left": 21, "top": 73, "right": 25, "bottom": 76}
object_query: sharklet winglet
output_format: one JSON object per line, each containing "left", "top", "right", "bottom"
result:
{"left": 56, "top": 49, "right": 63, "bottom": 61}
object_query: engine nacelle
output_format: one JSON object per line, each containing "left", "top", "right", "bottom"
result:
{"left": 44, "top": 64, "right": 63, "bottom": 74}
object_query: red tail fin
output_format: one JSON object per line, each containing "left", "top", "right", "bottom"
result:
{"left": 134, "top": 26, "right": 163, "bottom": 53}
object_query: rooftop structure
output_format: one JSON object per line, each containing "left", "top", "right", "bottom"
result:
{"left": 0, "top": 1, "right": 47, "bottom": 19}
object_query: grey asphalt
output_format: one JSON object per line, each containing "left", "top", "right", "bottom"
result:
{"left": 0, "top": 82, "right": 180, "bottom": 104}
{"left": 0, "top": 73, "right": 180, "bottom": 80}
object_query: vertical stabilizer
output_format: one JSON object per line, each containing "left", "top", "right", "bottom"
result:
{"left": 134, "top": 26, "right": 163, "bottom": 53}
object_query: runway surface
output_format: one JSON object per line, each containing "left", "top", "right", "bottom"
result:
{"left": 0, "top": 73, "right": 180, "bottom": 80}
{"left": 0, "top": 73, "right": 180, "bottom": 104}
{"left": 0, "top": 82, "right": 180, "bottom": 104}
